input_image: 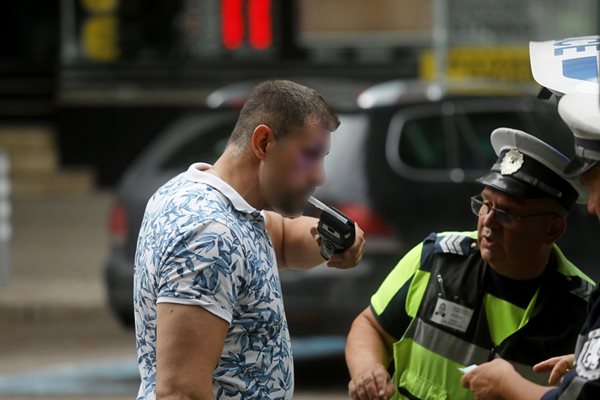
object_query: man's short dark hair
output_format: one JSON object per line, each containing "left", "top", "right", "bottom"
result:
{"left": 227, "top": 80, "right": 340, "bottom": 148}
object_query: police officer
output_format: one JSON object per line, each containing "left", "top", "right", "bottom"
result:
{"left": 460, "top": 35, "right": 600, "bottom": 400}
{"left": 345, "top": 127, "right": 594, "bottom": 400}
{"left": 461, "top": 93, "right": 600, "bottom": 400}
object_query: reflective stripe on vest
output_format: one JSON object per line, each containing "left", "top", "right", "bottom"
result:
{"left": 406, "top": 317, "right": 488, "bottom": 366}
{"left": 393, "top": 317, "right": 549, "bottom": 399}
{"left": 406, "top": 316, "right": 550, "bottom": 385}
{"left": 393, "top": 317, "right": 477, "bottom": 399}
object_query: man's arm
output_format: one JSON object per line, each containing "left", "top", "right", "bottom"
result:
{"left": 346, "top": 307, "right": 396, "bottom": 400}
{"left": 345, "top": 240, "right": 426, "bottom": 399}
{"left": 264, "top": 210, "right": 365, "bottom": 270}
{"left": 156, "top": 303, "right": 228, "bottom": 400}
{"left": 461, "top": 359, "right": 552, "bottom": 400}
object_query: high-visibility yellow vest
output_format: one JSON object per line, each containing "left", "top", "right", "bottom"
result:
{"left": 371, "top": 232, "right": 594, "bottom": 400}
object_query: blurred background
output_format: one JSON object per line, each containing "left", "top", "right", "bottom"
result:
{"left": 0, "top": 1, "right": 598, "bottom": 399}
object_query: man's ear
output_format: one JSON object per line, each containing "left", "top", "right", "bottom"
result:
{"left": 250, "top": 124, "right": 276, "bottom": 161}
{"left": 546, "top": 216, "right": 567, "bottom": 244}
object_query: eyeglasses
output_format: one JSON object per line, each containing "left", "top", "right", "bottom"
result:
{"left": 470, "top": 195, "right": 558, "bottom": 228}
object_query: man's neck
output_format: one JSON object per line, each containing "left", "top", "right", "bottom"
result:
{"left": 208, "top": 151, "right": 266, "bottom": 210}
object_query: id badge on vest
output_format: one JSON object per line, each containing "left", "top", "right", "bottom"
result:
{"left": 430, "top": 297, "right": 474, "bottom": 333}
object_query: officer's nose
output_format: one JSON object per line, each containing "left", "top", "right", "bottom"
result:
{"left": 481, "top": 207, "right": 501, "bottom": 229}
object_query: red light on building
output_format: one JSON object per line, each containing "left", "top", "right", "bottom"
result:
{"left": 221, "top": 0, "right": 244, "bottom": 50}
{"left": 248, "top": 0, "right": 272, "bottom": 50}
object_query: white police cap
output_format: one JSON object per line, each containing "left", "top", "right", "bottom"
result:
{"left": 477, "top": 128, "right": 586, "bottom": 209}
{"left": 530, "top": 36, "right": 599, "bottom": 97}
{"left": 529, "top": 35, "right": 600, "bottom": 178}
{"left": 559, "top": 93, "right": 600, "bottom": 177}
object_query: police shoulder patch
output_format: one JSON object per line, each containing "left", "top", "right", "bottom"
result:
{"left": 434, "top": 234, "right": 475, "bottom": 256}
{"left": 576, "top": 328, "right": 600, "bottom": 380}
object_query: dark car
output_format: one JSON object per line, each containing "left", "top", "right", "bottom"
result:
{"left": 105, "top": 79, "right": 600, "bottom": 360}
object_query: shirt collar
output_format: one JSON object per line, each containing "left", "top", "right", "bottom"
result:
{"left": 184, "top": 163, "right": 259, "bottom": 215}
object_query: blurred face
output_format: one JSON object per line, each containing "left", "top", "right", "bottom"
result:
{"left": 476, "top": 188, "right": 563, "bottom": 272}
{"left": 582, "top": 164, "right": 600, "bottom": 220}
{"left": 260, "top": 123, "right": 331, "bottom": 216}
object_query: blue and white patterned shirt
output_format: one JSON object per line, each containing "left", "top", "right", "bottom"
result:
{"left": 134, "top": 163, "right": 293, "bottom": 400}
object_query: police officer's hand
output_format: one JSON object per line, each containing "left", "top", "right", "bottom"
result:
{"left": 533, "top": 353, "right": 575, "bottom": 385}
{"left": 461, "top": 359, "right": 516, "bottom": 399}
{"left": 311, "top": 223, "right": 365, "bottom": 269}
{"left": 348, "top": 363, "right": 395, "bottom": 400}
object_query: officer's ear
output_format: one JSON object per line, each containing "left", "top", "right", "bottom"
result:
{"left": 545, "top": 215, "right": 567, "bottom": 244}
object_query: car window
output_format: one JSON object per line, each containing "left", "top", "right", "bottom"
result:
{"left": 316, "top": 113, "right": 369, "bottom": 202}
{"left": 159, "top": 120, "right": 235, "bottom": 170}
{"left": 398, "top": 115, "right": 447, "bottom": 169}
{"left": 455, "top": 105, "right": 574, "bottom": 171}
{"left": 387, "top": 98, "right": 575, "bottom": 183}
{"left": 455, "top": 110, "right": 529, "bottom": 170}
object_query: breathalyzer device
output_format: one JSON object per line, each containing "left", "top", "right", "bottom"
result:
{"left": 308, "top": 196, "right": 356, "bottom": 260}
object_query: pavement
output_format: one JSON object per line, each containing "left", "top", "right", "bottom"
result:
{"left": 0, "top": 191, "right": 136, "bottom": 398}
{"left": 0, "top": 192, "right": 112, "bottom": 313}
{"left": 0, "top": 191, "right": 348, "bottom": 399}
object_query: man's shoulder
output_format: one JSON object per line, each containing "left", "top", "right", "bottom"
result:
{"left": 400, "top": 231, "right": 479, "bottom": 274}
{"left": 421, "top": 231, "right": 478, "bottom": 257}
{"left": 138, "top": 174, "right": 244, "bottom": 252}
{"left": 148, "top": 173, "right": 236, "bottom": 223}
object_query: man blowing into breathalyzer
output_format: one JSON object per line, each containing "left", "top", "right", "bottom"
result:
{"left": 134, "top": 80, "right": 365, "bottom": 400}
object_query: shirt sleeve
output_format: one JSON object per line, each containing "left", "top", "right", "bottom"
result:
{"left": 156, "top": 219, "right": 243, "bottom": 324}
{"left": 540, "top": 369, "right": 600, "bottom": 400}
{"left": 370, "top": 242, "right": 425, "bottom": 340}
